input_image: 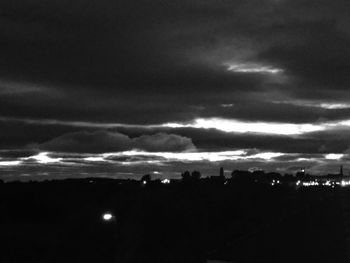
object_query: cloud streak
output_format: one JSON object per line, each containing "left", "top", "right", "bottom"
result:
{"left": 4, "top": 115, "right": 350, "bottom": 136}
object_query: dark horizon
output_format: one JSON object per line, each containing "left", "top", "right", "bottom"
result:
{"left": 0, "top": 164, "right": 347, "bottom": 183}
{"left": 1, "top": 167, "right": 349, "bottom": 263}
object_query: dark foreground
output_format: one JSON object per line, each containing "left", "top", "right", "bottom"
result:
{"left": 0, "top": 178, "right": 349, "bottom": 263}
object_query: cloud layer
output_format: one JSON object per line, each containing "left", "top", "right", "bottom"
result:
{"left": 0, "top": 0, "right": 350, "bottom": 179}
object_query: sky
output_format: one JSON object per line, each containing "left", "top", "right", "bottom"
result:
{"left": 1, "top": 0, "right": 350, "bottom": 180}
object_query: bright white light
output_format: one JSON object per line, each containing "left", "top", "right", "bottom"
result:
{"left": 102, "top": 213, "right": 113, "bottom": 221}
{"left": 226, "top": 63, "right": 283, "bottom": 74}
{"left": 161, "top": 179, "right": 170, "bottom": 184}
{"left": 142, "top": 180, "right": 147, "bottom": 185}
{"left": 26, "top": 152, "right": 62, "bottom": 164}
{"left": 325, "top": 154, "right": 344, "bottom": 160}
{"left": 163, "top": 118, "right": 324, "bottom": 135}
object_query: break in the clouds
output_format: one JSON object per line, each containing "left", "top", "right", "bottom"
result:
{"left": 0, "top": 0, "right": 350, "bottom": 179}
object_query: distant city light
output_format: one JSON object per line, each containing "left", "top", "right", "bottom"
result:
{"left": 270, "top": 179, "right": 281, "bottom": 186}
{"left": 102, "top": 212, "right": 114, "bottom": 221}
{"left": 301, "top": 181, "right": 319, "bottom": 187}
{"left": 341, "top": 180, "right": 350, "bottom": 187}
{"left": 269, "top": 178, "right": 350, "bottom": 188}
{"left": 161, "top": 179, "right": 170, "bottom": 184}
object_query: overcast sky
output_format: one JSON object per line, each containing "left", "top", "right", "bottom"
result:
{"left": 1, "top": 0, "right": 350, "bottom": 180}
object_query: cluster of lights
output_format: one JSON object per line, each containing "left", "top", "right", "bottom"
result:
{"left": 270, "top": 179, "right": 281, "bottom": 186}
{"left": 341, "top": 180, "right": 350, "bottom": 187}
{"left": 294, "top": 179, "right": 350, "bottom": 188}
{"left": 300, "top": 181, "right": 320, "bottom": 187}
{"left": 161, "top": 179, "right": 170, "bottom": 184}
{"left": 323, "top": 181, "right": 332, "bottom": 187}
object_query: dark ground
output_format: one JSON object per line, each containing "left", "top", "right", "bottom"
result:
{"left": 0, "top": 178, "right": 348, "bottom": 263}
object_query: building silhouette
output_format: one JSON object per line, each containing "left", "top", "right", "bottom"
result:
{"left": 340, "top": 165, "right": 344, "bottom": 176}
{"left": 220, "top": 167, "right": 224, "bottom": 177}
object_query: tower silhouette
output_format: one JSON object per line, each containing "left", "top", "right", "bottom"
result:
{"left": 340, "top": 165, "right": 344, "bottom": 176}
{"left": 220, "top": 167, "right": 224, "bottom": 177}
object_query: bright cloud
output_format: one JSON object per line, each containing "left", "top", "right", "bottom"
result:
{"left": 25, "top": 152, "right": 62, "bottom": 164}
{"left": 273, "top": 100, "right": 350, "bottom": 109}
{"left": 319, "top": 103, "right": 350, "bottom": 109}
{"left": 325, "top": 153, "right": 344, "bottom": 160}
{"left": 99, "top": 149, "right": 282, "bottom": 162}
{"left": 163, "top": 118, "right": 325, "bottom": 135}
{"left": 0, "top": 160, "right": 21, "bottom": 166}
{"left": 226, "top": 63, "right": 283, "bottom": 74}
{"left": 4, "top": 116, "right": 350, "bottom": 137}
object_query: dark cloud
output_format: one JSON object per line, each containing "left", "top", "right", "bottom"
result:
{"left": 0, "top": 149, "right": 38, "bottom": 159}
{"left": 40, "top": 131, "right": 196, "bottom": 153}
{"left": 41, "top": 131, "right": 131, "bottom": 153}
{"left": 152, "top": 127, "right": 350, "bottom": 154}
{"left": 0, "top": 0, "right": 347, "bottom": 124}
{"left": 132, "top": 133, "right": 196, "bottom": 152}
